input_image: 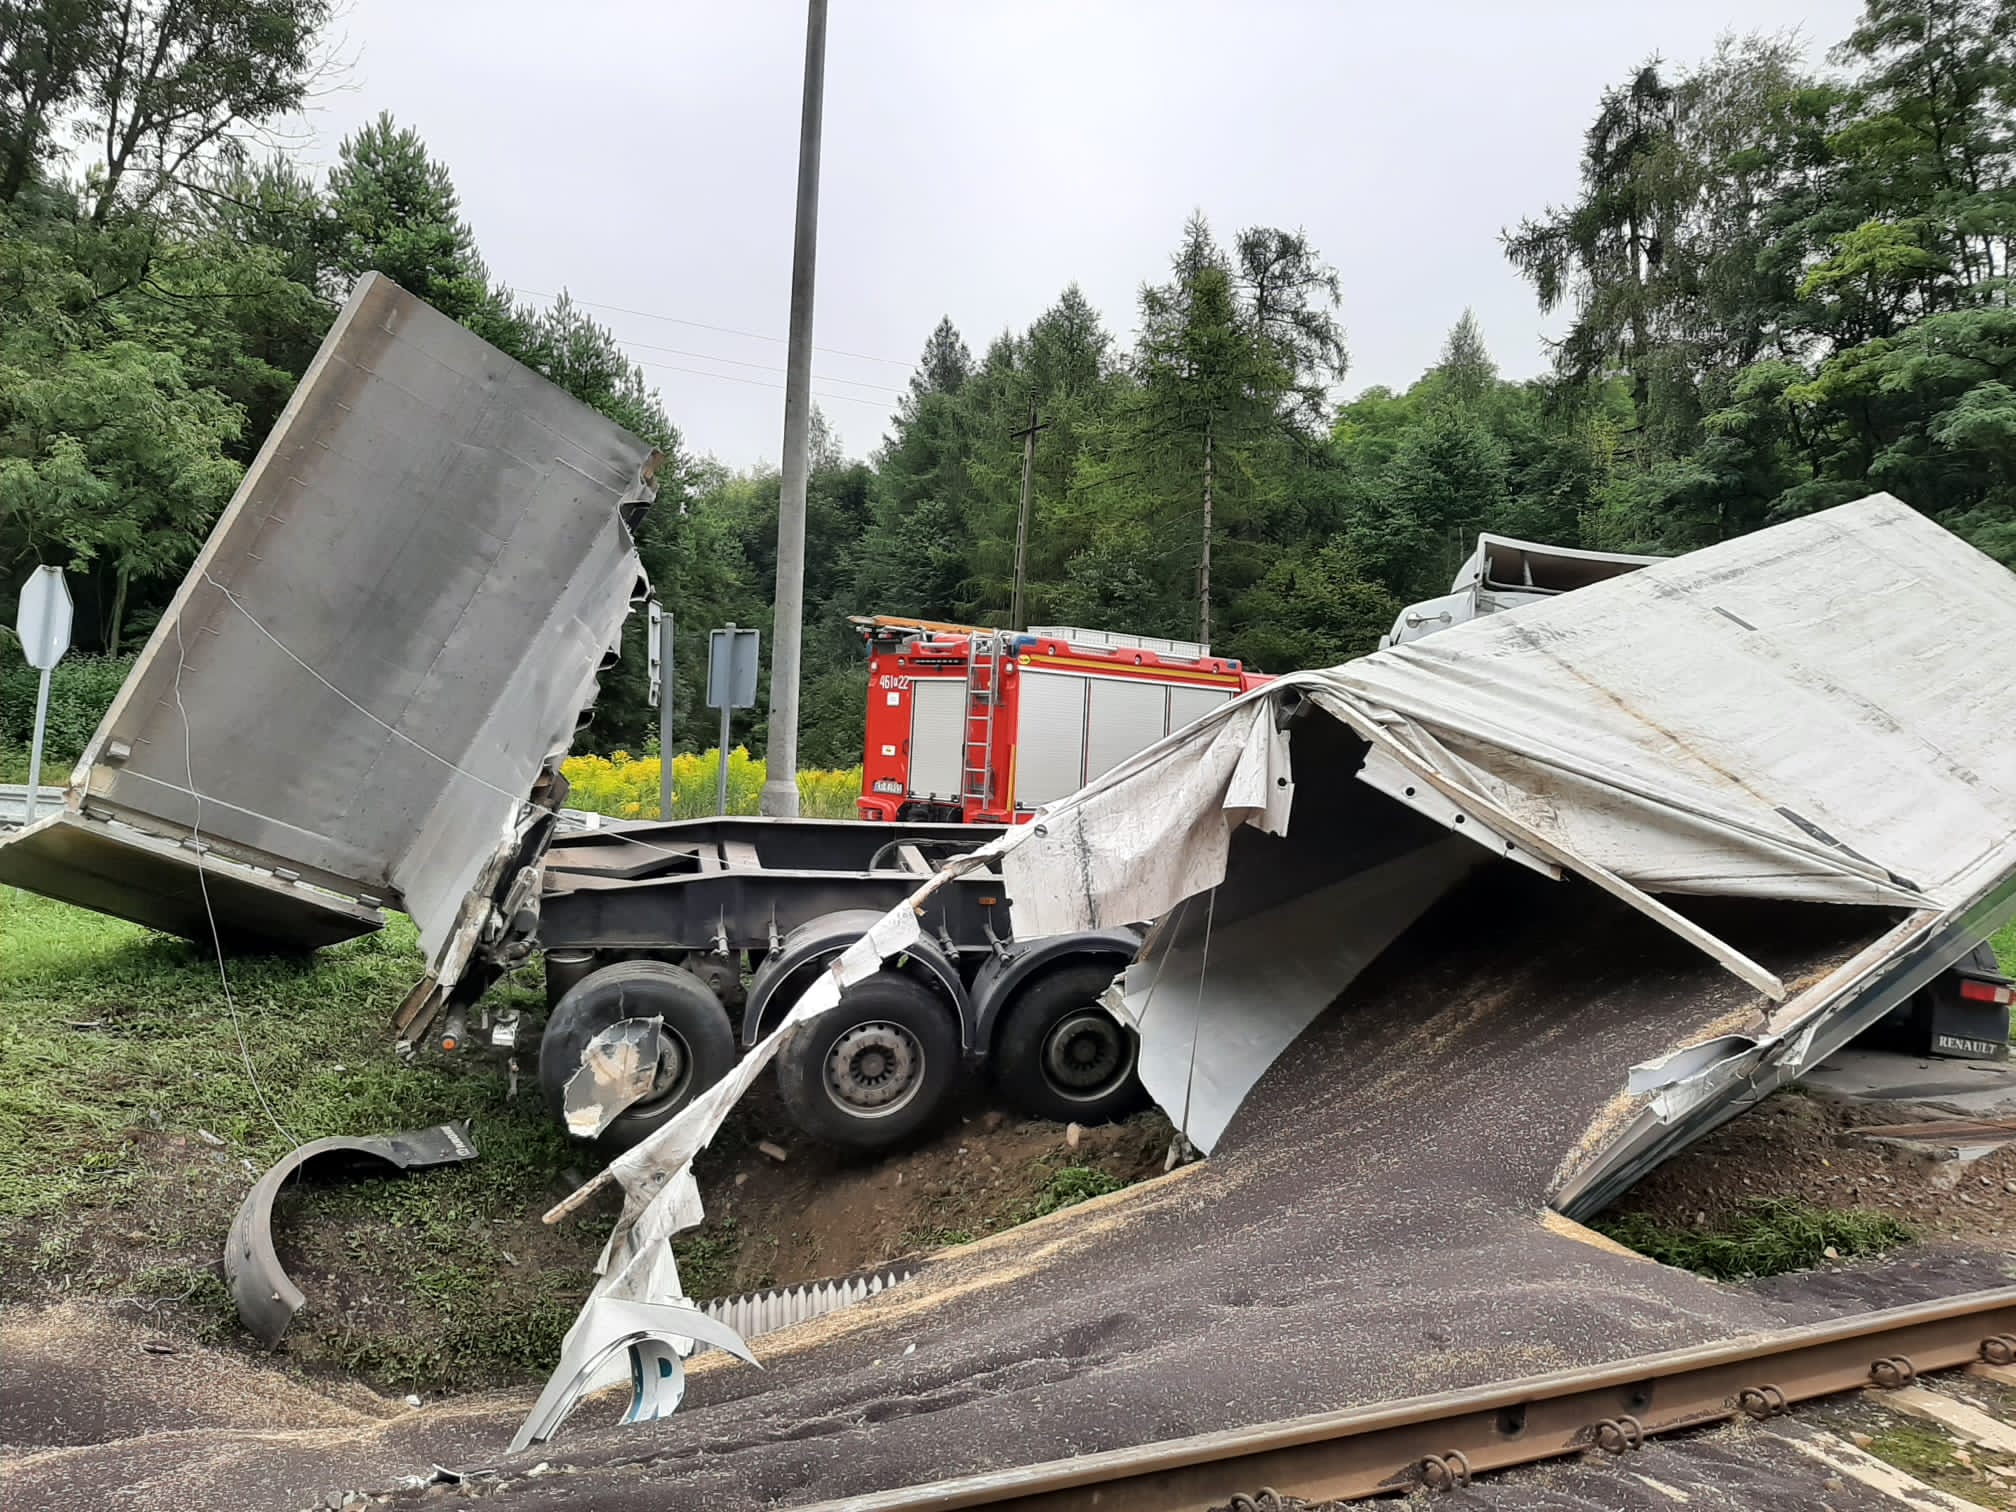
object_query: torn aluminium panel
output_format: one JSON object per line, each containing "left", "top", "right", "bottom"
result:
{"left": 224, "top": 1122, "right": 479, "bottom": 1346}
{"left": 514, "top": 905, "right": 931, "bottom": 1448}
{"left": 1015, "top": 495, "right": 2016, "bottom": 1153}
{"left": 0, "top": 272, "right": 660, "bottom": 1004}
{"left": 563, "top": 1017, "right": 669, "bottom": 1139}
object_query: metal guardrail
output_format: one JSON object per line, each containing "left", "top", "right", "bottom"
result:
{"left": 0, "top": 785, "right": 65, "bottom": 829}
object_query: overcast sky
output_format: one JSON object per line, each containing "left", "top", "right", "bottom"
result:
{"left": 297, "top": 0, "right": 1867, "bottom": 467}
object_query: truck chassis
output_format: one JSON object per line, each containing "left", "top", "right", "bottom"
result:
{"left": 516, "top": 816, "right": 1149, "bottom": 1149}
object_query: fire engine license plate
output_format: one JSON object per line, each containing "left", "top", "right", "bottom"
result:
{"left": 872, "top": 778, "right": 902, "bottom": 795}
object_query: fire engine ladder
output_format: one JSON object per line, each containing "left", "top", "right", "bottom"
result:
{"left": 961, "top": 632, "right": 1006, "bottom": 809}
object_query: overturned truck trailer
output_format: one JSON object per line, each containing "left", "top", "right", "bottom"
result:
{"left": 1019, "top": 495, "right": 2016, "bottom": 1197}
{"left": 541, "top": 494, "right": 2016, "bottom": 1444}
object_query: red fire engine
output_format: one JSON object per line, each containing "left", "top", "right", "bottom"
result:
{"left": 853, "top": 617, "right": 1270, "bottom": 824}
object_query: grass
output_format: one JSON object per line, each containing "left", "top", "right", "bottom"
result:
{"left": 1851, "top": 1420, "right": 2016, "bottom": 1510}
{"left": 0, "top": 890, "right": 569, "bottom": 1218}
{"left": 0, "top": 887, "right": 612, "bottom": 1393}
{"left": 671, "top": 1219, "right": 744, "bottom": 1299}
{"left": 1020, "top": 1164, "right": 1127, "bottom": 1220}
{"left": 1595, "top": 1198, "right": 1913, "bottom": 1279}
{"left": 892, "top": 1164, "right": 1130, "bottom": 1256}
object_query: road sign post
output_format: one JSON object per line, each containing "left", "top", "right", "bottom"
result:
{"left": 15, "top": 566, "right": 74, "bottom": 823}
{"left": 650, "top": 602, "right": 673, "bottom": 819}
{"left": 706, "top": 625, "right": 761, "bottom": 816}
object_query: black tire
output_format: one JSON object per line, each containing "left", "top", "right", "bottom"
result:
{"left": 993, "top": 960, "right": 1147, "bottom": 1125}
{"left": 538, "top": 960, "right": 738, "bottom": 1150}
{"left": 775, "top": 971, "right": 961, "bottom": 1151}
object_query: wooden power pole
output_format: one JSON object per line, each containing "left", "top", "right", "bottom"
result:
{"left": 1009, "top": 400, "right": 1047, "bottom": 630}
{"left": 1198, "top": 414, "right": 1214, "bottom": 647}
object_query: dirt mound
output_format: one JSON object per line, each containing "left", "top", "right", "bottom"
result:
{"left": 679, "top": 1085, "right": 1174, "bottom": 1293}
{"left": 1610, "top": 1088, "right": 2016, "bottom": 1244}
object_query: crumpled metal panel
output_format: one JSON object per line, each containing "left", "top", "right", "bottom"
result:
{"left": 224, "top": 1121, "right": 480, "bottom": 1345}
{"left": 0, "top": 809, "right": 380, "bottom": 950}
{"left": 0, "top": 273, "right": 659, "bottom": 985}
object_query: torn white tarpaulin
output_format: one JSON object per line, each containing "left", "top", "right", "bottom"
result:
{"left": 514, "top": 898, "right": 940, "bottom": 1448}
{"left": 1000, "top": 695, "right": 1293, "bottom": 938}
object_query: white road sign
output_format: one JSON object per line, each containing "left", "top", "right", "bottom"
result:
{"left": 16, "top": 566, "right": 73, "bottom": 671}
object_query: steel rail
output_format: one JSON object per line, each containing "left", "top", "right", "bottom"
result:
{"left": 792, "top": 1286, "right": 2016, "bottom": 1512}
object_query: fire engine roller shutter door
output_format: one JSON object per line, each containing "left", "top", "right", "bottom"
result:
{"left": 1086, "top": 676, "right": 1174, "bottom": 785}
{"left": 906, "top": 678, "right": 967, "bottom": 800}
{"left": 1016, "top": 670, "right": 1091, "bottom": 806}
{"left": 1168, "top": 683, "right": 1234, "bottom": 735}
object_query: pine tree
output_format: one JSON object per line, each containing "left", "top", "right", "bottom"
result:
{"left": 326, "top": 113, "right": 495, "bottom": 322}
{"left": 1435, "top": 309, "right": 1497, "bottom": 408}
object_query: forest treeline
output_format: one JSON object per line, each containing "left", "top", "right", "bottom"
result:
{"left": 3, "top": 0, "right": 2012, "bottom": 771}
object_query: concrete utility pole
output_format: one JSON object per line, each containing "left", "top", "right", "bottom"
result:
{"left": 657, "top": 608, "right": 674, "bottom": 819}
{"left": 1198, "top": 414, "right": 1214, "bottom": 647}
{"left": 760, "top": 0, "right": 829, "bottom": 818}
{"left": 1009, "top": 401, "right": 1047, "bottom": 631}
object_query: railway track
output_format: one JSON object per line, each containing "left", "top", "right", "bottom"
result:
{"left": 792, "top": 1287, "right": 2016, "bottom": 1512}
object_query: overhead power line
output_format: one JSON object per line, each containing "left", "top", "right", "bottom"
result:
{"left": 514, "top": 286, "right": 914, "bottom": 370}
{"left": 619, "top": 334, "right": 906, "bottom": 393}
{"left": 633, "top": 356, "right": 891, "bottom": 411}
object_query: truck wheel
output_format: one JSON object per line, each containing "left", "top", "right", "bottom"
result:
{"left": 776, "top": 971, "right": 960, "bottom": 1151}
{"left": 993, "top": 961, "right": 1146, "bottom": 1125}
{"left": 539, "top": 960, "right": 738, "bottom": 1149}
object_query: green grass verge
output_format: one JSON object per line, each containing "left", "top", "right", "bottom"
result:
{"left": 0, "top": 887, "right": 614, "bottom": 1392}
{"left": 0, "top": 889, "right": 571, "bottom": 1218}
{"left": 1595, "top": 1198, "right": 1912, "bottom": 1280}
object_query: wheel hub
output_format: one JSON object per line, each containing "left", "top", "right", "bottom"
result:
{"left": 647, "top": 1026, "right": 687, "bottom": 1097}
{"left": 826, "top": 1022, "right": 923, "bottom": 1113}
{"left": 620, "top": 1022, "right": 691, "bottom": 1117}
{"left": 1042, "top": 1009, "right": 1131, "bottom": 1096}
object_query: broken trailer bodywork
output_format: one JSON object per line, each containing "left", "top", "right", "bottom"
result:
{"left": 225, "top": 1122, "right": 479, "bottom": 1346}
{"left": 531, "top": 493, "right": 2016, "bottom": 1444}
{"left": 0, "top": 271, "right": 661, "bottom": 1035}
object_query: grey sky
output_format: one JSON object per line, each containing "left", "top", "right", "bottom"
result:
{"left": 300, "top": 0, "right": 1867, "bottom": 467}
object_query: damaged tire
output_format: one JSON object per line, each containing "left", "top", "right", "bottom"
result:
{"left": 994, "top": 961, "right": 1146, "bottom": 1125}
{"left": 776, "top": 971, "right": 960, "bottom": 1151}
{"left": 539, "top": 959, "right": 737, "bottom": 1149}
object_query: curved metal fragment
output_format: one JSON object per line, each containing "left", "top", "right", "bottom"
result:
{"left": 223, "top": 1122, "right": 479, "bottom": 1346}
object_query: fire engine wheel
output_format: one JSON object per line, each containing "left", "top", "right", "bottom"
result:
{"left": 994, "top": 960, "right": 1147, "bottom": 1125}
{"left": 538, "top": 960, "right": 738, "bottom": 1150}
{"left": 776, "top": 971, "right": 960, "bottom": 1151}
